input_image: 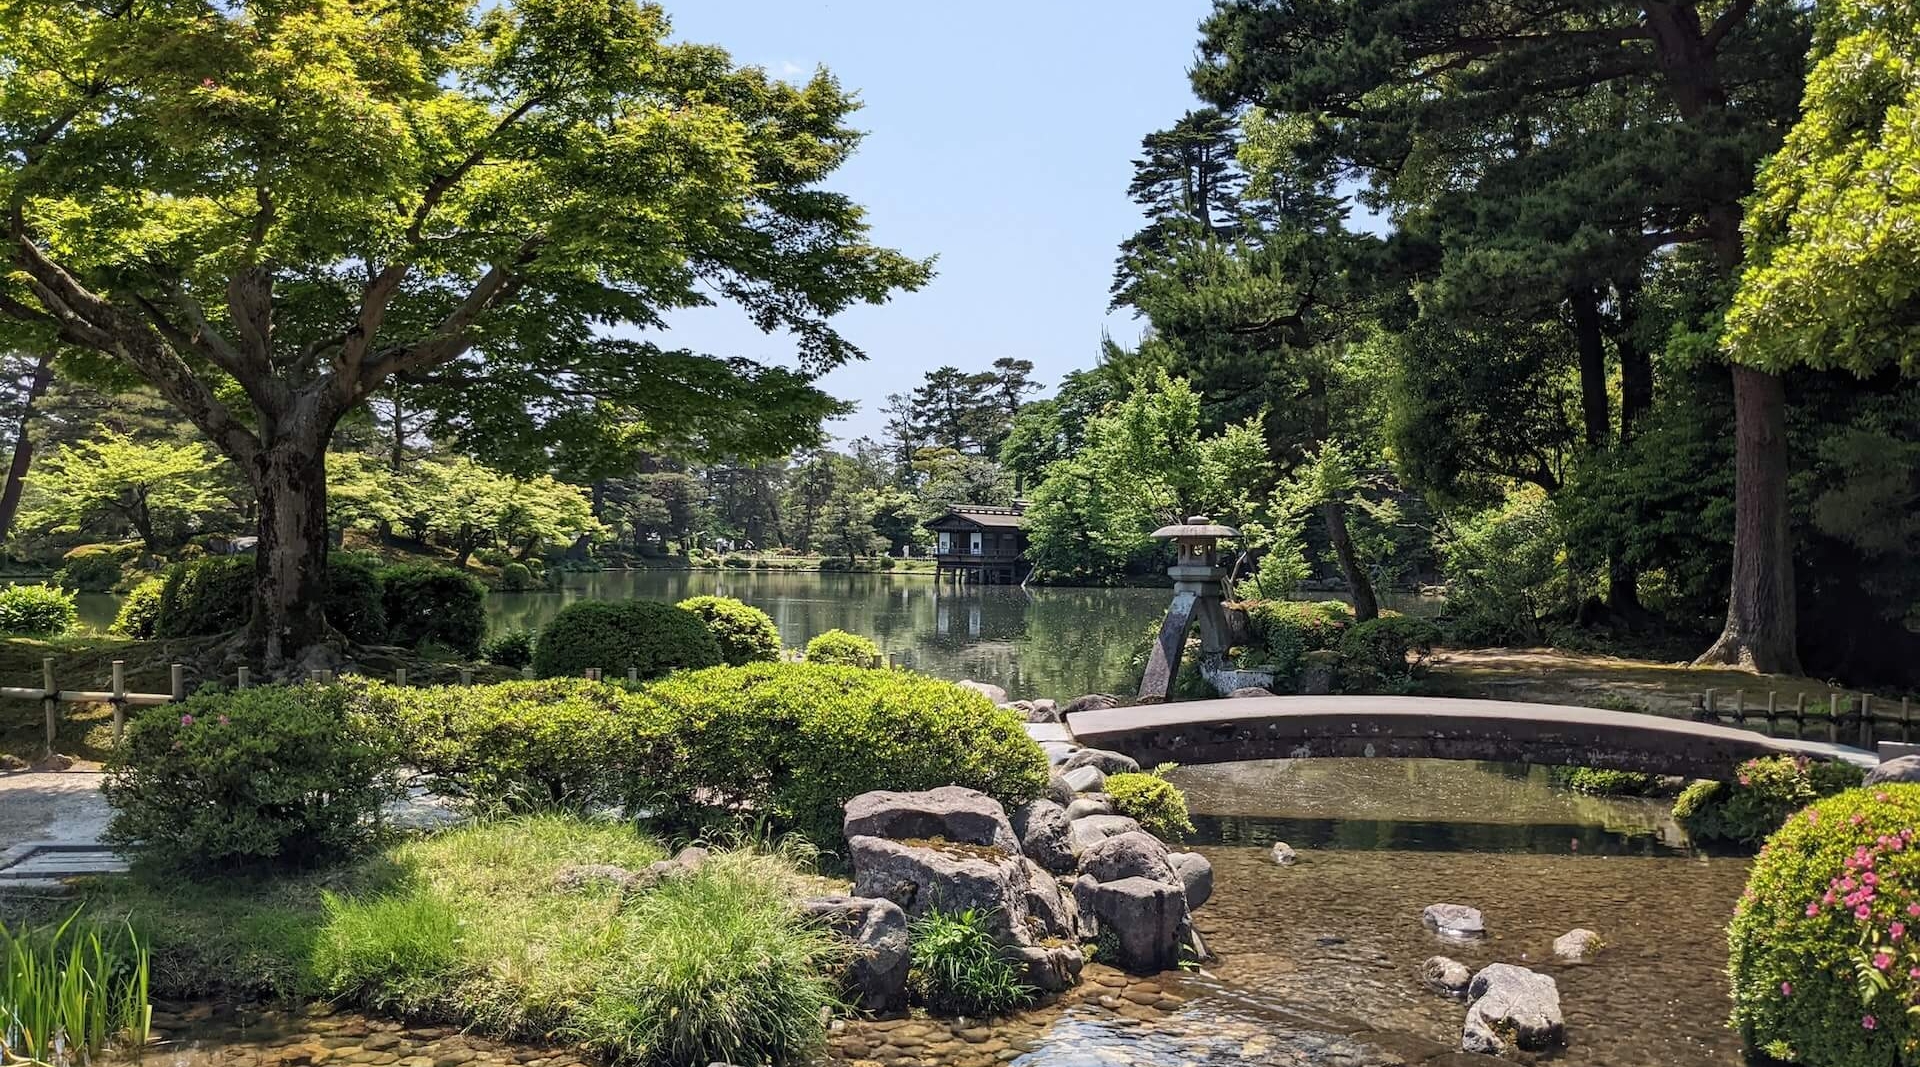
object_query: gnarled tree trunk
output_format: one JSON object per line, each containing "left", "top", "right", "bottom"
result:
{"left": 1325, "top": 499, "right": 1379, "bottom": 622}
{"left": 249, "top": 427, "right": 335, "bottom": 668}
{"left": 1696, "top": 364, "right": 1799, "bottom": 672}
{"left": 0, "top": 352, "right": 53, "bottom": 544}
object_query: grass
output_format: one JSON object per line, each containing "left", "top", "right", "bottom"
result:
{"left": 906, "top": 907, "right": 1033, "bottom": 1018}
{"left": 0, "top": 909, "right": 150, "bottom": 1066}
{"left": 3, "top": 816, "right": 842, "bottom": 1066}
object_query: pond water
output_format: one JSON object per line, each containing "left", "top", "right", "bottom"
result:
{"left": 128, "top": 759, "right": 1749, "bottom": 1067}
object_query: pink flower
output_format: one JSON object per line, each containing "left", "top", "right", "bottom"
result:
{"left": 180, "top": 713, "right": 195, "bottom": 726}
{"left": 1879, "top": 792, "right": 1891, "bottom": 803}
{"left": 1781, "top": 981, "right": 1793, "bottom": 996}
{"left": 1874, "top": 952, "right": 1893, "bottom": 971}
{"left": 1853, "top": 813, "right": 1868, "bottom": 826}
{"left": 217, "top": 714, "right": 230, "bottom": 726}
{"left": 1893, "top": 922, "right": 1906, "bottom": 941}
{"left": 1864, "top": 1015, "right": 1878, "bottom": 1030}
{"left": 1809, "top": 811, "right": 1820, "bottom": 825}
{"left": 1906, "top": 903, "right": 1919, "bottom": 917}
{"left": 1738, "top": 773, "right": 1752, "bottom": 787}
{"left": 1858, "top": 904, "right": 1874, "bottom": 920}
{"left": 1807, "top": 903, "right": 1821, "bottom": 916}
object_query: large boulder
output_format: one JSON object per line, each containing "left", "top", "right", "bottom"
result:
{"left": 1060, "top": 765, "right": 1107, "bottom": 794}
{"left": 1167, "top": 852, "right": 1213, "bottom": 909}
{"left": 1011, "top": 799, "right": 1074, "bottom": 874}
{"left": 1040, "top": 741, "right": 1080, "bottom": 767}
{"left": 1867, "top": 756, "right": 1920, "bottom": 785}
{"left": 1422, "top": 903, "right": 1486, "bottom": 940}
{"left": 1462, "top": 964, "right": 1565, "bottom": 1054}
{"left": 1062, "top": 748, "right": 1141, "bottom": 776}
{"left": 956, "top": 679, "right": 1010, "bottom": 704}
{"left": 1086, "top": 877, "right": 1189, "bottom": 974}
{"left": 798, "top": 896, "right": 910, "bottom": 1015}
{"left": 1061, "top": 693, "right": 1121, "bottom": 715}
{"left": 843, "top": 787, "right": 1020, "bottom": 853}
{"left": 1079, "top": 830, "right": 1175, "bottom": 884}
{"left": 1069, "top": 814, "right": 1142, "bottom": 854}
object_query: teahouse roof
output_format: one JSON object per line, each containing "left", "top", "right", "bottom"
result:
{"left": 926, "top": 503, "right": 1026, "bottom": 530}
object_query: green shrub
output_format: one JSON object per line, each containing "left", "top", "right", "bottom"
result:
{"left": 103, "top": 685, "right": 399, "bottom": 871}
{"left": 1105, "top": 768, "right": 1195, "bottom": 841}
{"left": 532, "top": 600, "right": 721, "bottom": 680}
{"left": 1438, "top": 487, "right": 1563, "bottom": 645}
{"left": 482, "top": 627, "right": 535, "bottom": 670}
{"left": 498, "top": 561, "right": 536, "bottom": 591}
{"left": 1548, "top": 766, "right": 1658, "bottom": 795}
{"left": 1242, "top": 599, "right": 1353, "bottom": 678}
{"left": 638, "top": 663, "right": 1047, "bottom": 846}
{"left": 112, "top": 577, "right": 166, "bottom": 639}
{"left": 54, "top": 543, "right": 136, "bottom": 592}
{"left": 1337, "top": 615, "right": 1441, "bottom": 687}
{"left": 154, "top": 556, "right": 253, "bottom": 637}
{"left": 908, "top": 907, "right": 1033, "bottom": 1017}
{"left": 803, "top": 628, "right": 879, "bottom": 667}
{"left": 675, "top": 596, "right": 781, "bottom": 666}
{"left": 379, "top": 564, "right": 487, "bottom": 656}
{"left": 351, "top": 679, "right": 643, "bottom": 811}
{"left": 1728, "top": 786, "right": 1920, "bottom": 1066}
{"left": 1675, "top": 755, "right": 1865, "bottom": 847}
{"left": 325, "top": 554, "right": 388, "bottom": 645}
{"left": 0, "top": 583, "right": 78, "bottom": 637}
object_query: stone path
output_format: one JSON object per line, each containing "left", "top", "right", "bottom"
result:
{"left": 0, "top": 770, "right": 124, "bottom": 888}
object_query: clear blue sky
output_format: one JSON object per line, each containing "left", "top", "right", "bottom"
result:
{"left": 658, "top": 0, "right": 1216, "bottom": 443}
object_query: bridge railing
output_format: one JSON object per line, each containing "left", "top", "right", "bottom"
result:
{"left": 1693, "top": 689, "right": 1912, "bottom": 751}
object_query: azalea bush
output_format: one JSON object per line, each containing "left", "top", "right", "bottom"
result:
{"left": 1675, "top": 755, "right": 1863, "bottom": 847}
{"left": 1730, "top": 786, "right": 1920, "bottom": 1066}
{"left": 533, "top": 599, "right": 722, "bottom": 679}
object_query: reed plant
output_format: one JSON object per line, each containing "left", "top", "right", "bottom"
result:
{"left": 0, "top": 910, "right": 150, "bottom": 1066}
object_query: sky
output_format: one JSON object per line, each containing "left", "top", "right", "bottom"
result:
{"left": 656, "top": 0, "right": 1218, "bottom": 443}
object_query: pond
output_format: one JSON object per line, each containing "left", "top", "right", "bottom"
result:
{"left": 131, "top": 759, "right": 1747, "bottom": 1067}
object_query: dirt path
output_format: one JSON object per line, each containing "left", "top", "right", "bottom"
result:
{"left": 0, "top": 771, "right": 111, "bottom": 847}
{"left": 1423, "top": 646, "right": 1873, "bottom": 718}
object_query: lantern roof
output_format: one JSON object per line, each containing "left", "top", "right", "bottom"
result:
{"left": 1150, "top": 515, "right": 1241, "bottom": 540}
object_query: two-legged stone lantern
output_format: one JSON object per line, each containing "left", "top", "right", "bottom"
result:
{"left": 1137, "top": 515, "right": 1239, "bottom": 702}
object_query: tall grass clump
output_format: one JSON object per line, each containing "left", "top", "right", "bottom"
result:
{"left": 0, "top": 910, "right": 150, "bottom": 1066}
{"left": 907, "top": 907, "right": 1033, "bottom": 1017}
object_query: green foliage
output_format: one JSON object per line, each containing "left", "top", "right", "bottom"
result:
{"left": 391, "top": 458, "right": 604, "bottom": 567}
{"left": 18, "top": 431, "right": 229, "bottom": 553}
{"left": 154, "top": 557, "right": 255, "bottom": 638}
{"left": 379, "top": 565, "right": 488, "bottom": 657}
{"left": 54, "top": 544, "right": 139, "bottom": 592}
{"left": 499, "top": 562, "right": 536, "bottom": 592}
{"left": 1438, "top": 487, "right": 1565, "bottom": 645}
{"left": 907, "top": 908, "right": 1034, "bottom": 1018}
{"left": 675, "top": 596, "right": 782, "bottom": 666}
{"left": 533, "top": 600, "right": 722, "bottom": 680}
{"left": 111, "top": 577, "right": 166, "bottom": 639}
{"left": 1548, "top": 767, "right": 1658, "bottom": 796}
{"left": 102, "top": 685, "right": 399, "bottom": 871}
{"left": 0, "top": 910, "right": 150, "bottom": 1065}
{"left": 1675, "top": 756, "right": 1866, "bottom": 848}
{"left": 1105, "top": 769, "right": 1195, "bottom": 841}
{"left": 482, "top": 628, "right": 536, "bottom": 670}
{"left": 1233, "top": 532, "right": 1310, "bottom": 601}
{"left": 803, "top": 628, "right": 879, "bottom": 667}
{"left": 311, "top": 891, "right": 463, "bottom": 1016}
{"left": 1336, "top": 616, "right": 1441, "bottom": 688}
{"left": 0, "top": 584, "right": 78, "bottom": 637}
{"left": 1244, "top": 599, "right": 1352, "bottom": 676}
{"left": 324, "top": 555, "right": 389, "bottom": 646}
{"left": 1728, "top": 786, "right": 1920, "bottom": 1065}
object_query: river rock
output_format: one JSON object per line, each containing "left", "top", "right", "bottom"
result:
{"left": 843, "top": 787, "right": 1020, "bottom": 853}
{"left": 1421, "top": 956, "right": 1471, "bottom": 995}
{"left": 1069, "top": 814, "right": 1142, "bottom": 854}
{"left": 957, "top": 680, "right": 1010, "bottom": 704}
{"left": 1063, "top": 748, "right": 1141, "bottom": 776}
{"left": 1010, "top": 800, "right": 1074, "bottom": 875}
{"left": 1167, "top": 852, "right": 1213, "bottom": 909}
{"left": 1423, "top": 903, "right": 1486, "bottom": 940}
{"left": 1270, "top": 842, "right": 1298, "bottom": 866}
{"left": 1228, "top": 687, "right": 1274, "bottom": 698}
{"left": 1065, "top": 795, "right": 1114, "bottom": 820}
{"left": 1086, "top": 877, "right": 1189, "bottom": 974}
{"left": 798, "top": 896, "right": 910, "bottom": 1015}
{"left": 1462, "top": 963, "right": 1565, "bottom": 1054}
{"left": 1061, "top": 693, "right": 1122, "bottom": 715}
{"left": 1061, "top": 765, "right": 1107, "bottom": 794}
{"left": 1079, "top": 830, "right": 1174, "bottom": 884}
{"left": 1553, "top": 928, "right": 1603, "bottom": 962}
{"left": 1024, "top": 699, "right": 1062, "bottom": 724}
{"left": 1045, "top": 773, "right": 1076, "bottom": 806}
{"left": 1019, "top": 857, "right": 1080, "bottom": 936}
{"left": 1867, "top": 756, "right": 1920, "bottom": 785}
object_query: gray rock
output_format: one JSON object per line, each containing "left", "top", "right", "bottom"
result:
{"left": 671, "top": 846, "right": 711, "bottom": 871}
{"left": 1228, "top": 687, "right": 1274, "bottom": 698}
{"left": 1006, "top": 941, "right": 1084, "bottom": 993}
{"left": 1867, "top": 756, "right": 1920, "bottom": 785}
{"left": 1079, "top": 830, "right": 1175, "bottom": 884}
{"left": 1422, "top": 903, "right": 1486, "bottom": 940}
{"left": 1296, "top": 651, "right": 1339, "bottom": 696}
{"left": 1421, "top": 955, "right": 1471, "bottom": 996}
{"left": 1087, "top": 877, "right": 1189, "bottom": 974}
{"left": 1167, "top": 852, "right": 1213, "bottom": 909}
{"left": 1552, "top": 928, "right": 1603, "bottom": 962}
{"left": 1463, "top": 963, "right": 1565, "bottom": 1054}
{"left": 1064, "top": 795, "right": 1114, "bottom": 821}
{"left": 1071, "top": 874, "right": 1101, "bottom": 940}
{"left": 1069, "top": 814, "right": 1142, "bottom": 854}
{"left": 798, "top": 896, "right": 910, "bottom": 1015}
{"left": 1061, "top": 693, "right": 1121, "bottom": 715}
{"left": 842, "top": 786, "right": 1020, "bottom": 853}
{"left": 1010, "top": 799, "right": 1074, "bottom": 874}
{"left": 1040, "top": 741, "right": 1080, "bottom": 766}
{"left": 1270, "top": 842, "right": 1298, "bottom": 866}
{"left": 1024, "top": 703, "right": 1063, "bottom": 724}
{"left": 1044, "top": 773, "right": 1075, "bottom": 806}
{"left": 957, "top": 679, "right": 1010, "bottom": 704}
{"left": 1018, "top": 857, "right": 1079, "bottom": 937}
{"left": 1063, "top": 748, "right": 1141, "bottom": 776}
{"left": 553, "top": 863, "right": 636, "bottom": 892}
{"left": 1061, "top": 765, "right": 1107, "bottom": 794}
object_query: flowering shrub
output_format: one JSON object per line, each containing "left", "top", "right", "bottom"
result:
{"left": 1730, "top": 786, "right": 1920, "bottom": 1066}
{"left": 675, "top": 595, "right": 781, "bottom": 665}
{"left": 803, "top": 628, "right": 879, "bottom": 667}
{"left": 1675, "top": 755, "right": 1863, "bottom": 847}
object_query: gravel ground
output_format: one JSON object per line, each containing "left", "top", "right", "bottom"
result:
{"left": 0, "top": 770, "right": 112, "bottom": 847}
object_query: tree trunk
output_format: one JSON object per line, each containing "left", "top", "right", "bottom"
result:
{"left": 1324, "top": 499, "right": 1379, "bottom": 622}
{"left": 1616, "top": 280, "right": 1653, "bottom": 442}
{"left": 1696, "top": 365, "right": 1800, "bottom": 672}
{"left": 0, "top": 353, "right": 53, "bottom": 545}
{"left": 250, "top": 438, "right": 334, "bottom": 668}
{"left": 1568, "top": 287, "right": 1611, "bottom": 449}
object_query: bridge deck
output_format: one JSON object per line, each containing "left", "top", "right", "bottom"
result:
{"left": 1062, "top": 695, "right": 1877, "bottom": 781}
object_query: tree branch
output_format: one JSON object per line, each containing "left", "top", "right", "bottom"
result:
{"left": 1703, "top": 0, "right": 1756, "bottom": 52}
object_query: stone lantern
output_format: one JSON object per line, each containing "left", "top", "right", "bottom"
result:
{"left": 1138, "top": 515, "right": 1241, "bottom": 702}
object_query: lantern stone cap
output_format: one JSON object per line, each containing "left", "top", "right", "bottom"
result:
{"left": 1150, "top": 515, "right": 1240, "bottom": 540}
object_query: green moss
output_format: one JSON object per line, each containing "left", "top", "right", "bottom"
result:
{"left": 1548, "top": 766, "right": 1658, "bottom": 795}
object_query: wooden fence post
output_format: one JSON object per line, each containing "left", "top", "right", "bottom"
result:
{"left": 1704, "top": 689, "right": 1716, "bottom": 717}
{"left": 1905, "top": 697, "right": 1913, "bottom": 744}
{"left": 627, "top": 667, "right": 638, "bottom": 683}
{"left": 1829, "top": 693, "right": 1840, "bottom": 744}
{"left": 1733, "top": 689, "right": 1745, "bottom": 723}
{"left": 170, "top": 663, "right": 185, "bottom": 702}
{"left": 521, "top": 666, "right": 534, "bottom": 680}
{"left": 1766, "top": 691, "right": 1778, "bottom": 737}
{"left": 237, "top": 666, "right": 251, "bottom": 690}
{"left": 41, "top": 656, "right": 56, "bottom": 759}
{"left": 459, "top": 668, "right": 472, "bottom": 687}
{"left": 1861, "top": 694, "right": 1875, "bottom": 750}
{"left": 110, "top": 660, "right": 126, "bottom": 745}
{"left": 395, "top": 668, "right": 408, "bottom": 687}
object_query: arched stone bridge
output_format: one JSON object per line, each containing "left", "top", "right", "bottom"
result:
{"left": 1051, "top": 695, "right": 1878, "bottom": 781}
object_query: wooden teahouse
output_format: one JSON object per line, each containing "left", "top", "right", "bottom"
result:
{"left": 925, "top": 503, "right": 1029, "bottom": 584}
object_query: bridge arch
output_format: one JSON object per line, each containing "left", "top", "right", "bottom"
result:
{"left": 1062, "top": 695, "right": 1877, "bottom": 781}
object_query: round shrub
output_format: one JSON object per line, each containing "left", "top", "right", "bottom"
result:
{"left": 482, "top": 627, "right": 535, "bottom": 669}
{"left": 532, "top": 599, "right": 722, "bottom": 680}
{"left": 0, "top": 583, "right": 78, "bottom": 636}
{"left": 102, "top": 684, "right": 399, "bottom": 871}
{"left": 803, "top": 628, "right": 879, "bottom": 667}
{"left": 638, "top": 662, "right": 1048, "bottom": 847}
{"left": 324, "top": 554, "right": 388, "bottom": 645}
{"left": 112, "top": 576, "right": 166, "bottom": 639}
{"left": 54, "top": 543, "right": 136, "bottom": 592}
{"left": 1246, "top": 599, "right": 1352, "bottom": 655}
{"left": 675, "top": 595, "right": 781, "bottom": 666}
{"left": 499, "top": 561, "right": 536, "bottom": 591}
{"left": 1337, "top": 615, "right": 1442, "bottom": 687}
{"left": 1105, "top": 769, "right": 1195, "bottom": 841}
{"left": 1676, "top": 755, "right": 1864, "bottom": 847}
{"left": 1729, "top": 785, "right": 1920, "bottom": 1066}
{"left": 379, "top": 564, "right": 487, "bottom": 656}
{"left": 155, "top": 556, "right": 254, "bottom": 637}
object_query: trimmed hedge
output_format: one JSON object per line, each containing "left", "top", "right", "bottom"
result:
{"left": 150, "top": 556, "right": 480, "bottom": 652}
{"left": 675, "top": 595, "right": 781, "bottom": 666}
{"left": 155, "top": 556, "right": 254, "bottom": 638}
{"left": 482, "top": 627, "right": 535, "bottom": 669}
{"left": 1336, "top": 615, "right": 1441, "bottom": 686}
{"left": 1729, "top": 786, "right": 1920, "bottom": 1066}
{"left": 804, "top": 628, "right": 879, "bottom": 667}
{"left": 1675, "top": 755, "right": 1864, "bottom": 847}
{"left": 54, "top": 543, "right": 138, "bottom": 592}
{"left": 0, "top": 583, "right": 78, "bottom": 636}
{"left": 379, "top": 564, "right": 487, "bottom": 656}
{"left": 112, "top": 577, "right": 166, "bottom": 639}
{"left": 325, "top": 554, "right": 388, "bottom": 645}
{"left": 532, "top": 599, "right": 722, "bottom": 680}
